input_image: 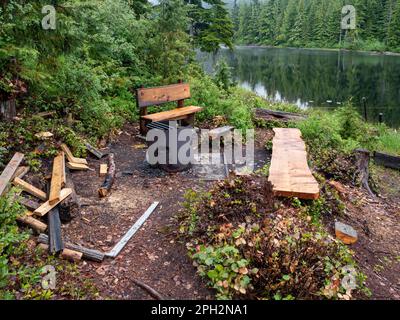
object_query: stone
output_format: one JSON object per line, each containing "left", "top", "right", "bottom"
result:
{"left": 335, "top": 222, "right": 358, "bottom": 245}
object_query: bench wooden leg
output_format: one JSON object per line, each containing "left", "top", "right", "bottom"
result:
{"left": 182, "top": 114, "right": 195, "bottom": 127}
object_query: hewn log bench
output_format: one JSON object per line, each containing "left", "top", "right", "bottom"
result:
{"left": 136, "top": 82, "right": 203, "bottom": 135}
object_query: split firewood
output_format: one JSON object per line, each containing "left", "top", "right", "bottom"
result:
{"left": 98, "top": 153, "right": 115, "bottom": 198}
{"left": 17, "top": 215, "right": 47, "bottom": 233}
{"left": 61, "top": 143, "right": 88, "bottom": 165}
{"left": 34, "top": 188, "right": 72, "bottom": 216}
{"left": 0, "top": 152, "right": 24, "bottom": 196}
{"left": 100, "top": 164, "right": 108, "bottom": 177}
{"left": 13, "top": 177, "right": 47, "bottom": 201}
{"left": 49, "top": 152, "right": 64, "bottom": 205}
{"left": 61, "top": 248, "right": 83, "bottom": 262}
{"left": 66, "top": 162, "right": 90, "bottom": 171}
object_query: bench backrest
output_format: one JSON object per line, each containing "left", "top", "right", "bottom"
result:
{"left": 136, "top": 83, "right": 191, "bottom": 108}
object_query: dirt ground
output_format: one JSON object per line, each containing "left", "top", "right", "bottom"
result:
{"left": 39, "top": 124, "right": 399, "bottom": 300}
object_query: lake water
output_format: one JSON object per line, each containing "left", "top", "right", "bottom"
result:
{"left": 198, "top": 46, "right": 400, "bottom": 128}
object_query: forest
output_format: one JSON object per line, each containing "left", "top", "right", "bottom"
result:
{"left": 232, "top": 0, "right": 400, "bottom": 52}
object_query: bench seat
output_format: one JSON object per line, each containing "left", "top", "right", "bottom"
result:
{"left": 141, "top": 106, "right": 203, "bottom": 122}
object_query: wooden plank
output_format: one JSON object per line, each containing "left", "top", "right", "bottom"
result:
{"left": 49, "top": 153, "right": 63, "bottom": 205}
{"left": 141, "top": 106, "right": 203, "bottom": 122}
{"left": 0, "top": 152, "right": 24, "bottom": 196}
{"left": 66, "top": 162, "right": 89, "bottom": 171}
{"left": 374, "top": 151, "right": 400, "bottom": 170}
{"left": 100, "top": 164, "right": 108, "bottom": 177}
{"left": 268, "top": 128, "right": 319, "bottom": 200}
{"left": 137, "top": 83, "right": 191, "bottom": 108}
{"left": 61, "top": 151, "right": 66, "bottom": 186}
{"left": 17, "top": 215, "right": 47, "bottom": 233}
{"left": 33, "top": 188, "right": 72, "bottom": 217}
{"left": 13, "top": 177, "right": 47, "bottom": 201}
{"left": 60, "top": 144, "right": 88, "bottom": 165}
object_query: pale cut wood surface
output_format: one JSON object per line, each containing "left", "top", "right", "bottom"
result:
{"left": 49, "top": 153, "right": 63, "bottom": 205}
{"left": 13, "top": 177, "right": 47, "bottom": 201}
{"left": 268, "top": 128, "right": 319, "bottom": 200}
{"left": 61, "top": 144, "right": 88, "bottom": 165}
{"left": 34, "top": 188, "right": 72, "bottom": 216}
{"left": 141, "top": 106, "right": 203, "bottom": 122}
{"left": 66, "top": 162, "right": 89, "bottom": 170}
{"left": 137, "top": 83, "right": 191, "bottom": 108}
{"left": 100, "top": 164, "right": 108, "bottom": 177}
{"left": 0, "top": 152, "right": 24, "bottom": 196}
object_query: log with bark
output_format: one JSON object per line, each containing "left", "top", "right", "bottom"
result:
{"left": 98, "top": 153, "right": 115, "bottom": 198}
{"left": 254, "top": 108, "right": 307, "bottom": 121}
{"left": 373, "top": 151, "right": 400, "bottom": 170}
{"left": 38, "top": 234, "right": 105, "bottom": 262}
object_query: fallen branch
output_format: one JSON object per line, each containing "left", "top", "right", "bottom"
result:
{"left": 132, "top": 279, "right": 164, "bottom": 300}
{"left": 98, "top": 153, "right": 115, "bottom": 198}
{"left": 254, "top": 108, "right": 307, "bottom": 121}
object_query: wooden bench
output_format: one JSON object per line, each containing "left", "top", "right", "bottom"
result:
{"left": 136, "top": 82, "right": 203, "bottom": 135}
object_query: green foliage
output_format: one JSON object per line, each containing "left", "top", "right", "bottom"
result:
{"left": 233, "top": 0, "right": 400, "bottom": 53}
{"left": 213, "top": 58, "right": 234, "bottom": 91}
{"left": 190, "top": 243, "right": 255, "bottom": 299}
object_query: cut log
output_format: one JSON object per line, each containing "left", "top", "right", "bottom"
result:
{"left": 0, "top": 152, "right": 24, "bottom": 196}
{"left": 13, "top": 177, "right": 47, "bottom": 201}
{"left": 49, "top": 153, "right": 64, "bottom": 205}
{"left": 99, "top": 164, "right": 108, "bottom": 177}
{"left": 268, "top": 128, "right": 319, "bottom": 200}
{"left": 254, "top": 108, "right": 307, "bottom": 121}
{"left": 17, "top": 215, "right": 47, "bottom": 233}
{"left": 33, "top": 188, "right": 72, "bottom": 217}
{"left": 19, "top": 197, "right": 41, "bottom": 211}
{"left": 354, "top": 149, "right": 375, "bottom": 197}
{"left": 38, "top": 234, "right": 105, "bottom": 262}
{"left": 48, "top": 206, "right": 64, "bottom": 255}
{"left": 12, "top": 166, "right": 29, "bottom": 180}
{"left": 61, "top": 143, "right": 88, "bottom": 165}
{"left": 66, "top": 162, "right": 89, "bottom": 171}
{"left": 374, "top": 151, "right": 400, "bottom": 170}
{"left": 98, "top": 153, "right": 115, "bottom": 198}
{"left": 335, "top": 222, "right": 358, "bottom": 245}
{"left": 61, "top": 248, "right": 83, "bottom": 262}
{"left": 59, "top": 168, "right": 80, "bottom": 223}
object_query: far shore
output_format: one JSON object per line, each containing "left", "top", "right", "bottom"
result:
{"left": 231, "top": 44, "right": 400, "bottom": 57}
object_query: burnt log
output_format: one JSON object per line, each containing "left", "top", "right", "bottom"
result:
{"left": 59, "top": 167, "right": 80, "bottom": 223}
{"left": 47, "top": 206, "right": 64, "bottom": 254}
{"left": 374, "top": 151, "right": 400, "bottom": 170}
{"left": 98, "top": 153, "right": 115, "bottom": 198}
